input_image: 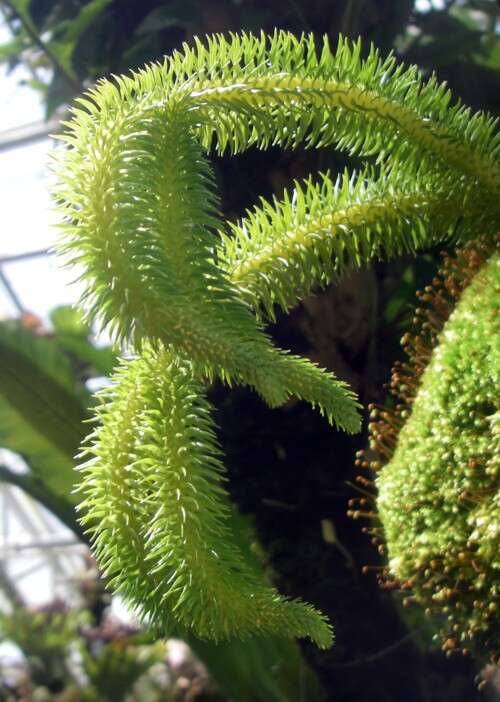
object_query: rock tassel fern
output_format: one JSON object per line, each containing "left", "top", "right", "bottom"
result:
{"left": 53, "top": 32, "right": 499, "bottom": 648}
{"left": 353, "top": 239, "right": 499, "bottom": 660}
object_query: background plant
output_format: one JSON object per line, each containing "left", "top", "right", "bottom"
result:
{"left": 0, "top": 596, "right": 218, "bottom": 700}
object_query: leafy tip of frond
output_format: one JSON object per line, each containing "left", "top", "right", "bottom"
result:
{"left": 77, "top": 347, "right": 333, "bottom": 648}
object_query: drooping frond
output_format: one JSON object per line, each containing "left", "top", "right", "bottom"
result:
{"left": 53, "top": 30, "right": 500, "bottom": 410}
{"left": 353, "top": 238, "right": 499, "bottom": 659}
{"left": 54, "top": 78, "right": 360, "bottom": 430}
{"left": 376, "top": 249, "right": 500, "bottom": 657}
{"left": 78, "top": 346, "right": 333, "bottom": 648}
{"left": 65, "top": 31, "right": 500, "bottom": 195}
{"left": 218, "top": 166, "right": 497, "bottom": 318}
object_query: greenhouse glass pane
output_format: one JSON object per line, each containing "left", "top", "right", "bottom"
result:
{"left": 3, "top": 255, "right": 84, "bottom": 322}
{"left": 0, "top": 140, "right": 55, "bottom": 257}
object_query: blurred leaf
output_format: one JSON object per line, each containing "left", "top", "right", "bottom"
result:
{"left": 0, "top": 312, "right": 116, "bottom": 536}
{"left": 135, "top": 2, "right": 201, "bottom": 35}
{"left": 55, "top": 0, "right": 114, "bottom": 43}
{"left": 57, "top": 335, "right": 117, "bottom": 376}
{"left": 50, "top": 306, "right": 117, "bottom": 376}
{"left": 82, "top": 642, "right": 161, "bottom": 702}
{"left": 449, "top": 3, "right": 492, "bottom": 31}
{"left": 0, "top": 321, "right": 89, "bottom": 497}
{"left": 6, "top": 0, "right": 38, "bottom": 34}
{"left": 0, "top": 36, "right": 24, "bottom": 62}
{"left": 0, "top": 387, "right": 75, "bottom": 497}
{"left": 474, "top": 39, "right": 500, "bottom": 70}
{"left": 46, "top": 0, "right": 113, "bottom": 79}
{"left": 47, "top": 37, "right": 76, "bottom": 77}
{"left": 191, "top": 635, "right": 325, "bottom": 702}
{"left": 0, "top": 605, "right": 85, "bottom": 690}
{"left": 50, "top": 305, "right": 91, "bottom": 336}
{"left": 384, "top": 280, "right": 416, "bottom": 323}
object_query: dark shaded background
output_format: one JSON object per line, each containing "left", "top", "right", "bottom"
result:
{"left": 1, "top": 1, "right": 499, "bottom": 700}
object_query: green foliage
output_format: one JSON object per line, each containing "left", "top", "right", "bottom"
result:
{"left": 52, "top": 31, "right": 499, "bottom": 650}
{"left": 0, "top": 604, "right": 85, "bottom": 689}
{"left": 0, "top": 309, "right": 117, "bottom": 534}
{"left": 0, "top": 596, "right": 322, "bottom": 700}
{"left": 377, "top": 251, "right": 499, "bottom": 657}
{"left": 80, "top": 641, "right": 163, "bottom": 702}
{"left": 1, "top": 0, "right": 112, "bottom": 89}
{"left": 78, "top": 346, "right": 333, "bottom": 648}
{"left": 218, "top": 165, "right": 496, "bottom": 319}
{"left": 49, "top": 305, "right": 117, "bottom": 376}
{"left": 0, "top": 311, "right": 326, "bottom": 700}
{"left": 0, "top": 318, "right": 87, "bottom": 497}
{"left": 191, "top": 634, "right": 325, "bottom": 702}
{"left": 0, "top": 603, "right": 181, "bottom": 700}
{"left": 0, "top": 320, "right": 88, "bottom": 461}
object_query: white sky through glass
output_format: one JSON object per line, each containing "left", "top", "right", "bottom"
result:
{"left": 0, "top": 20, "right": 84, "bottom": 323}
{"left": 0, "top": 19, "right": 90, "bottom": 608}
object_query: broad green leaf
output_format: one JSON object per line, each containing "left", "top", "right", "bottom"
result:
{"left": 0, "top": 394, "right": 77, "bottom": 499}
{"left": 0, "top": 321, "right": 89, "bottom": 498}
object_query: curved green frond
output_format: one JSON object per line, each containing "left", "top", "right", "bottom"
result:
{"left": 78, "top": 346, "right": 333, "bottom": 648}
{"left": 53, "top": 29, "right": 499, "bottom": 412}
{"left": 64, "top": 31, "right": 499, "bottom": 193}
{"left": 218, "top": 166, "right": 497, "bottom": 318}
{"left": 54, "top": 82, "right": 360, "bottom": 429}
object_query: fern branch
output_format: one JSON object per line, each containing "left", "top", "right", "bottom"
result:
{"left": 54, "top": 31, "right": 500, "bottom": 410}
{"left": 193, "top": 74, "right": 499, "bottom": 196}
{"left": 78, "top": 346, "right": 333, "bottom": 648}
{"left": 54, "top": 90, "right": 360, "bottom": 430}
{"left": 81, "top": 32, "right": 499, "bottom": 195}
{"left": 218, "top": 167, "right": 497, "bottom": 318}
